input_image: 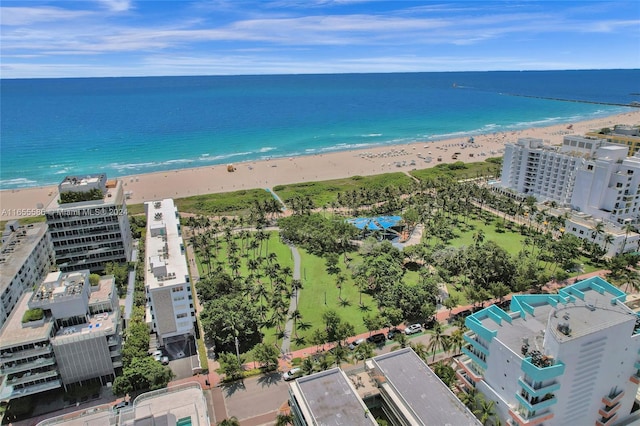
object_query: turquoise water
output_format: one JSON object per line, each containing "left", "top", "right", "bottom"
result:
{"left": 1, "top": 70, "right": 637, "bottom": 189}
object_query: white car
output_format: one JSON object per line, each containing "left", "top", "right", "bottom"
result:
{"left": 404, "top": 324, "right": 423, "bottom": 335}
{"left": 348, "top": 338, "right": 365, "bottom": 350}
{"left": 283, "top": 367, "right": 302, "bottom": 381}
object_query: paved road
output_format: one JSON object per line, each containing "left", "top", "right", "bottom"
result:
{"left": 222, "top": 372, "right": 289, "bottom": 423}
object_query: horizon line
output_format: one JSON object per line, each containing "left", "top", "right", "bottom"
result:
{"left": 2, "top": 68, "right": 639, "bottom": 81}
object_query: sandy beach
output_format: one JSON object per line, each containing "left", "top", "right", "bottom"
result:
{"left": 1, "top": 110, "right": 639, "bottom": 220}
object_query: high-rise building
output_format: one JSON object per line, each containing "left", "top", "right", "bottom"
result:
{"left": 496, "top": 135, "right": 640, "bottom": 254}
{"left": 0, "top": 271, "right": 122, "bottom": 402}
{"left": 0, "top": 221, "right": 55, "bottom": 330}
{"left": 37, "top": 383, "right": 210, "bottom": 426}
{"left": 586, "top": 125, "right": 640, "bottom": 157}
{"left": 144, "top": 199, "right": 195, "bottom": 347}
{"left": 288, "top": 348, "right": 481, "bottom": 426}
{"left": 457, "top": 276, "right": 640, "bottom": 426}
{"left": 45, "top": 174, "right": 132, "bottom": 272}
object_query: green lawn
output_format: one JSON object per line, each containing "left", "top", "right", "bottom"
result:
{"left": 272, "top": 173, "right": 414, "bottom": 207}
{"left": 286, "top": 250, "right": 377, "bottom": 349}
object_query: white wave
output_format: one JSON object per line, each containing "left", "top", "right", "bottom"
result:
{"left": 361, "top": 133, "right": 382, "bottom": 137}
{"left": 258, "top": 146, "right": 276, "bottom": 153}
{"left": 54, "top": 169, "right": 69, "bottom": 175}
{"left": 0, "top": 178, "right": 39, "bottom": 187}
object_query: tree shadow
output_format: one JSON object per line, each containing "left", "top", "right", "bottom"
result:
{"left": 257, "top": 371, "right": 283, "bottom": 388}
{"left": 221, "top": 379, "right": 246, "bottom": 397}
{"left": 358, "top": 304, "right": 371, "bottom": 312}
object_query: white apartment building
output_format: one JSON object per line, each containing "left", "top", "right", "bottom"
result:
{"left": 457, "top": 276, "right": 640, "bottom": 426}
{"left": 497, "top": 135, "right": 640, "bottom": 253}
{"left": 571, "top": 148, "right": 640, "bottom": 227}
{"left": 0, "top": 221, "right": 55, "bottom": 330}
{"left": 499, "top": 137, "right": 585, "bottom": 205}
{"left": 45, "top": 174, "right": 132, "bottom": 272}
{"left": 0, "top": 271, "right": 122, "bottom": 402}
{"left": 144, "top": 199, "right": 195, "bottom": 347}
{"left": 37, "top": 383, "right": 210, "bottom": 426}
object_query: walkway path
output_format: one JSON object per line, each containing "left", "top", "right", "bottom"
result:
{"left": 280, "top": 244, "right": 301, "bottom": 355}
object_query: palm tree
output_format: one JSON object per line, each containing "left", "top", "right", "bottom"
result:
{"left": 301, "top": 357, "right": 315, "bottom": 376}
{"left": 473, "top": 394, "right": 496, "bottom": 426}
{"left": 449, "top": 328, "right": 466, "bottom": 357}
{"left": 353, "top": 342, "right": 375, "bottom": 363}
{"left": 289, "top": 309, "right": 302, "bottom": 338}
{"left": 427, "top": 322, "right": 448, "bottom": 362}
{"left": 275, "top": 413, "right": 294, "bottom": 426}
{"left": 217, "top": 417, "right": 240, "bottom": 426}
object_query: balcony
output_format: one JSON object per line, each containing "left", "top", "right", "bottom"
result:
{"left": 508, "top": 407, "right": 554, "bottom": 426}
{"left": 0, "top": 379, "right": 62, "bottom": 400}
{"left": 518, "top": 377, "right": 560, "bottom": 398}
{"left": 516, "top": 392, "right": 557, "bottom": 411}
{"left": 521, "top": 357, "right": 564, "bottom": 382}
{"left": 8, "top": 369, "right": 59, "bottom": 386}
{"left": 455, "top": 356, "right": 483, "bottom": 383}
{"left": 1, "top": 344, "right": 53, "bottom": 362}
{"left": 461, "top": 347, "right": 487, "bottom": 370}
{"left": 598, "top": 401, "right": 621, "bottom": 419}
{"left": 602, "top": 389, "right": 624, "bottom": 407}
{"left": 1, "top": 357, "right": 56, "bottom": 375}
{"left": 596, "top": 413, "right": 619, "bottom": 426}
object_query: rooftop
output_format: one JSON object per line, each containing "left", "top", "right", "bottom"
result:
{"left": 0, "top": 292, "right": 53, "bottom": 350}
{"left": 88, "top": 276, "right": 116, "bottom": 306}
{"left": 46, "top": 179, "right": 124, "bottom": 211}
{"left": 0, "top": 222, "right": 50, "bottom": 293}
{"left": 145, "top": 199, "right": 188, "bottom": 291}
{"left": 368, "top": 348, "right": 481, "bottom": 426}
{"left": 470, "top": 276, "right": 637, "bottom": 357}
{"left": 36, "top": 383, "right": 209, "bottom": 426}
{"left": 291, "top": 368, "right": 377, "bottom": 426}
{"left": 31, "top": 271, "right": 87, "bottom": 305}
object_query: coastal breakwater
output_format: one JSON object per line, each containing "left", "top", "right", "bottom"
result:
{"left": 506, "top": 93, "right": 640, "bottom": 108}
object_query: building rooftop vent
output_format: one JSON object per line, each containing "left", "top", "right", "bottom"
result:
{"left": 557, "top": 322, "right": 572, "bottom": 336}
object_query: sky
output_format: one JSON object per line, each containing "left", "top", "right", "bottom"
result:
{"left": 1, "top": 0, "right": 639, "bottom": 78}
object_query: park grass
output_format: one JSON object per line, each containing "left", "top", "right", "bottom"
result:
{"left": 175, "top": 188, "right": 274, "bottom": 216}
{"left": 409, "top": 159, "right": 501, "bottom": 182}
{"left": 288, "top": 249, "right": 376, "bottom": 349}
{"left": 272, "top": 173, "right": 414, "bottom": 207}
{"left": 446, "top": 216, "right": 527, "bottom": 254}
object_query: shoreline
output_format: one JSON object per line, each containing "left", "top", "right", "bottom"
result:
{"left": 1, "top": 110, "right": 638, "bottom": 221}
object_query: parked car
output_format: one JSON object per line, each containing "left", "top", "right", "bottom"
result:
{"left": 348, "top": 338, "right": 365, "bottom": 350}
{"left": 283, "top": 367, "right": 302, "bottom": 381}
{"left": 366, "top": 333, "right": 386, "bottom": 345}
{"left": 113, "top": 401, "right": 129, "bottom": 411}
{"left": 387, "top": 328, "right": 401, "bottom": 340}
{"left": 423, "top": 317, "right": 437, "bottom": 329}
{"left": 404, "top": 323, "right": 423, "bottom": 335}
{"left": 160, "top": 356, "right": 169, "bottom": 365}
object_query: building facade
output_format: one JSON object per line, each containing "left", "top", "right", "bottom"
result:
{"left": 144, "top": 199, "right": 195, "bottom": 347}
{"left": 456, "top": 277, "right": 640, "bottom": 426}
{"left": 1, "top": 221, "right": 55, "bottom": 330}
{"left": 571, "top": 148, "right": 640, "bottom": 227}
{"left": 0, "top": 271, "right": 122, "bottom": 402}
{"left": 586, "top": 125, "right": 640, "bottom": 157}
{"left": 499, "top": 137, "right": 585, "bottom": 205}
{"left": 45, "top": 174, "right": 132, "bottom": 273}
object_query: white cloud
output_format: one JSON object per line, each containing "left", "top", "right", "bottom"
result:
{"left": 0, "top": 6, "right": 93, "bottom": 26}
{"left": 95, "top": 0, "right": 133, "bottom": 13}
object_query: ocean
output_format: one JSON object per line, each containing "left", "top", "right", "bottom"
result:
{"left": 1, "top": 70, "right": 638, "bottom": 190}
